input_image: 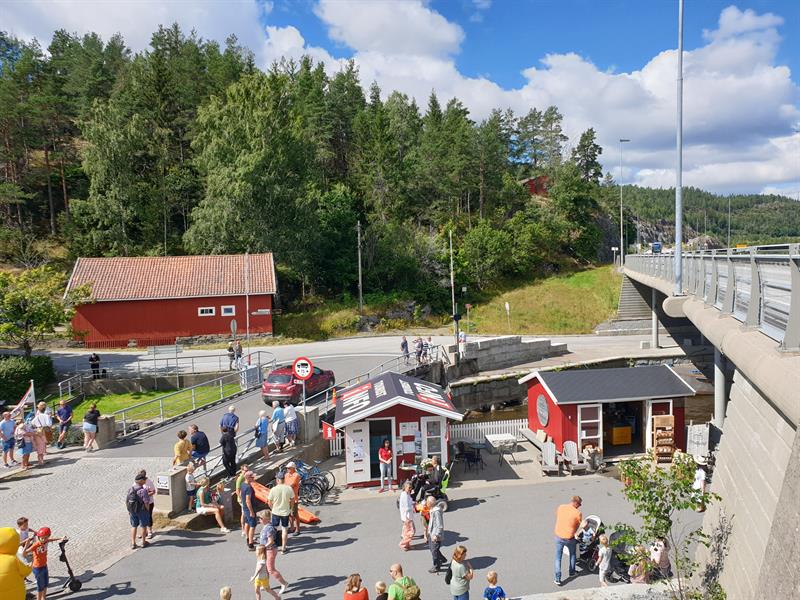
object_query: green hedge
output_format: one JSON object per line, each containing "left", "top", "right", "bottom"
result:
{"left": 0, "top": 355, "right": 55, "bottom": 404}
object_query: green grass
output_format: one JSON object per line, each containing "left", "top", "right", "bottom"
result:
{"left": 468, "top": 265, "right": 621, "bottom": 335}
{"left": 71, "top": 382, "right": 241, "bottom": 422}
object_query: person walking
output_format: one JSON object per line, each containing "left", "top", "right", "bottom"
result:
{"left": 378, "top": 439, "right": 393, "bottom": 493}
{"left": 220, "top": 405, "right": 240, "bottom": 434}
{"left": 255, "top": 411, "right": 271, "bottom": 460}
{"left": 267, "top": 472, "right": 294, "bottom": 553}
{"left": 14, "top": 418, "right": 33, "bottom": 470}
{"left": 449, "top": 545, "right": 474, "bottom": 600}
{"left": 257, "top": 510, "right": 289, "bottom": 595}
{"left": 89, "top": 353, "right": 101, "bottom": 379}
{"left": 30, "top": 403, "right": 52, "bottom": 465}
{"left": 54, "top": 400, "right": 73, "bottom": 449}
{"left": 250, "top": 544, "right": 281, "bottom": 600}
{"left": 127, "top": 472, "right": 152, "bottom": 549}
{"left": 426, "top": 496, "right": 447, "bottom": 573}
{"left": 284, "top": 403, "right": 298, "bottom": 448}
{"left": 220, "top": 426, "right": 238, "bottom": 477}
{"left": 227, "top": 342, "right": 236, "bottom": 371}
{"left": 398, "top": 480, "right": 415, "bottom": 551}
{"left": 141, "top": 470, "right": 157, "bottom": 539}
{"left": 189, "top": 424, "right": 210, "bottom": 468}
{"left": 240, "top": 471, "right": 258, "bottom": 550}
{"left": 195, "top": 478, "right": 230, "bottom": 532}
{"left": 172, "top": 430, "right": 192, "bottom": 466}
{"left": 271, "top": 402, "right": 285, "bottom": 452}
{"left": 283, "top": 462, "right": 302, "bottom": 536}
{"left": 343, "top": 573, "right": 369, "bottom": 600}
{"left": 1, "top": 411, "right": 18, "bottom": 467}
{"left": 553, "top": 495, "right": 583, "bottom": 586}
{"left": 400, "top": 336, "right": 409, "bottom": 365}
{"left": 234, "top": 340, "right": 243, "bottom": 369}
{"left": 82, "top": 403, "right": 100, "bottom": 452}
{"left": 387, "top": 564, "right": 419, "bottom": 600}
{"left": 595, "top": 535, "right": 612, "bottom": 587}
{"left": 25, "top": 526, "right": 66, "bottom": 600}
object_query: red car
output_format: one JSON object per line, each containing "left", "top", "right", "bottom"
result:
{"left": 261, "top": 365, "right": 335, "bottom": 406}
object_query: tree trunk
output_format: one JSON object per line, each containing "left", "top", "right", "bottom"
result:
{"left": 479, "top": 161, "right": 485, "bottom": 220}
{"left": 59, "top": 150, "right": 69, "bottom": 216}
{"left": 44, "top": 143, "right": 56, "bottom": 234}
{"left": 23, "top": 339, "right": 32, "bottom": 358}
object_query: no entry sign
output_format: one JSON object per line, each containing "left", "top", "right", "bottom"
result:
{"left": 292, "top": 356, "right": 314, "bottom": 381}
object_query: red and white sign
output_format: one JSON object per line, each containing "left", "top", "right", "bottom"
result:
{"left": 292, "top": 356, "right": 314, "bottom": 380}
{"left": 322, "top": 421, "right": 337, "bottom": 441}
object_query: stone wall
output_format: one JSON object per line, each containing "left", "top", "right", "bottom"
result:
{"left": 448, "top": 336, "right": 567, "bottom": 372}
{"left": 697, "top": 369, "right": 797, "bottom": 599}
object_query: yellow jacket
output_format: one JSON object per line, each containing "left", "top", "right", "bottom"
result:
{"left": 0, "top": 527, "right": 32, "bottom": 600}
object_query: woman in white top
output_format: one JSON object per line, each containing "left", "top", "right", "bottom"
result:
{"left": 284, "top": 403, "right": 298, "bottom": 448}
{"left": 30, "top": 402, "right": 53, "bottom": 465}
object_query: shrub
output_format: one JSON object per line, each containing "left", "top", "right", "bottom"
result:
{"left": 0, "top": 355, "right": 56, "bottom": 404}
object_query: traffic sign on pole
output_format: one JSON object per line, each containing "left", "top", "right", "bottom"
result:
{"left": 292, "top": 356, "right": 314, "bottom": 381}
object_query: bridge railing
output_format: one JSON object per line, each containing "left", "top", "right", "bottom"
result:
{"left": 625, "top": 243, "right": 800, "bottom": 351}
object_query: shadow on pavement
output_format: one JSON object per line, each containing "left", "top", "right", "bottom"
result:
{"left": 291, "top": 573, "right": 347, "bottom": 598}
{"left": 446, "top": 497, "right": 482, "bottom": 510}
{"left": 309, "top": 521, "right": 360, "bottom": 534}
{"left": 469, "top": 555, "right": 498, "bottom": 569}
{"left": 443, "top": 531, "right": 469, "bottom": 545}
{"left": 69, "top": 581, "right": 137, "bottom": 599}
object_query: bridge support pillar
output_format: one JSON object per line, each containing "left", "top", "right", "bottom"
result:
{"left": 651, "top": 288, "right": 660, "bottom": 349}
{"left": 713, "top": 348, "right": 727, "bottom": 429}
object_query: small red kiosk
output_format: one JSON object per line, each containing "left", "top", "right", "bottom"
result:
{"left": 520, "top": 365, "right": 695, "bottom": 457}
{"left": 333, "top": 372, "right": 463, "bottom": 487}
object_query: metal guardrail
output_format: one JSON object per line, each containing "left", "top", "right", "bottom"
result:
{"left": 625, "top": 243, "right": 800, "bottom": 351}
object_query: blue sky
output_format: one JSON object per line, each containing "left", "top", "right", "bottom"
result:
{"left": 3, "top": 0, "right": 798, "bottom": 196}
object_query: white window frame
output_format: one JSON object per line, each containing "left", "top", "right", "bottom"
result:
{"left": 197, "top": 306, "right": 216, "bottom": 317}
{"left": 221, "top": 305, "right": 236, "bottom": 316}
{"left": 420, "top": 415, "right": 446, "bottom": 463}
{"left": 577, "top": 403, "right": 603, "bottom": 451}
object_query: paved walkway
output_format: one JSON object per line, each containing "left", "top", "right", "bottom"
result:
{"left": 2, "top": 449, "right": 167, "bottom": 578}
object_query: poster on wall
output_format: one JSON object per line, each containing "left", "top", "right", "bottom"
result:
{"left": 414, "top": 430, "right": 422, "bottom": 460}
{"left": 399, "top": 421, "right": 419, "bottom": 436}
{"left": 352, "top": 441, "right": 365, "bottom": 460}
{"left": 402, "top": 441, "right": 416, "bottom": 454}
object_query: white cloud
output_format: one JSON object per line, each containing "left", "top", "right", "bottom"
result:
{"left": 702, "top": 6, "right": 783, "bottom": 42}
{"left": 262, "top": 25, "right": 343, "bottom": 72}
{"left": 313, "top": 0, "right": 463, "bottom": 57}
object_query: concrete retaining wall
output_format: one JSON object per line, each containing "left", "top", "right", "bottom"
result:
{"left": 448, "top": 336, "right": 567, "bottom": 372}
{"left": 698, "top": 369, "right": 797, "bottom": 599}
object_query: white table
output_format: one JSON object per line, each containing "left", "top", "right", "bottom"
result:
{"left": 484, "top": 433, "right": 517, "bottom": 454}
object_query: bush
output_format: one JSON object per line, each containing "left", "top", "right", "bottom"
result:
{"left": 0, "top": 355, "right": 56, "bottom": 403}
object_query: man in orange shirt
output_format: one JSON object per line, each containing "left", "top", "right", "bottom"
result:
{"left": 283, "top": 462, "right": 301, "bottom": 536}
{"left": 553, "top": 495, "right": 584, "bottom": 586}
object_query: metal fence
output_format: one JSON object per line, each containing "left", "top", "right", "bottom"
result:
{"left": 625, "top": 244, "right": 800, "bottom": 351}
{"left": 113, "top": 369, "right": 259, "bottom": 436}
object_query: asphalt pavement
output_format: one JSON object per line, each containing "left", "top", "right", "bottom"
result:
{"left": 57, "top": 474, "right": 675, "bottom": 599}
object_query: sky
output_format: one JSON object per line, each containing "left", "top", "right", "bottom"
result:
{"left": 2, "top": 0, "right": 798, "bottom": 197}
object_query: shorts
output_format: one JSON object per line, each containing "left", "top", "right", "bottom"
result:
{"left": 254, "top": 576, "right": 270, "bottom": 589}
{"left": 271, "top": 514, "right": 289, "bottom": 528}
{"left": 129, "top": 511, "right": 152, "bottom": 528}
{"left": 244, "top": 513, "right": 257, "bottom": 528}
{"left": 285, "top": 419, "right": 299, "bottom": 436}
{"left": 32, "top": 566, "right": 49, "bottom": 591}
{"left": 82, "top": 422, "right": 97, "bottom": 433}
{"left": 59, "top": 422, "right": 71, "bottom": 434}
{"left": 196, "top": 506, "right": 218, "bottom": 515}
{"left": 187, "top": 489, "right": 197, "bottom": 498}
{"left": 2, "top": 438, "right": 14, "bottom": 452}
{"left": 291, "top": 502, "right": 299, "bottom": 518}
{"left": 191, "top": 451, "right": 208, "bottom": 461}
{"left": 21, "top": 441, "right": 33, "bottom": 456}
{"left": 599, "top": 568, "right": 609, "bottom": 583}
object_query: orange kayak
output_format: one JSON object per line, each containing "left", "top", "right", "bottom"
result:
{"left": 252, "top": 481, "right": 321, "bottom": 524}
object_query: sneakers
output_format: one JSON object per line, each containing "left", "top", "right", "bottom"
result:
{"left": 278, "top": 584, "right": 287, "bottom": 596}
{"left": 146, "top": 532, "right": 154, "bottom": 539}
{"left": 220, "top": 527, "right": 231, "bottom": 533}
{"left": 248, "top": 543, "right": 255, "bottom": 551}
{"left": 554, "top": 580, "right": 563, "bottom": 586}
{"left": 428, "top": 567, "right": 439, "bottom": 574}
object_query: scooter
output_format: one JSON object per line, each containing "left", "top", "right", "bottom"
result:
{"left": 58, "top": 539, "right": 82, "bottom": 592}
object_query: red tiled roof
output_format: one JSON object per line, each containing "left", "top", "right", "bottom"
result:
{"left": 66, "top": 254, "right": 276, "bottom": 302}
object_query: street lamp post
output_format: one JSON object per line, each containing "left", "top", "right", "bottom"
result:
{"left": 619, "top": 138, "right": 631, "bottom": 265}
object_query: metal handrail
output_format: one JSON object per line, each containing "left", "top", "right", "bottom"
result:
{"left": 625, "top": 244, "right": 799, "bottom": 351}
{"left": 200, "top": 424, "right": 274, "bottom": 481}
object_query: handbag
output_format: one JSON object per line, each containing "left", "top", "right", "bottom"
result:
{"left": 43, "top": 426, "right": 54, "bottom": 443}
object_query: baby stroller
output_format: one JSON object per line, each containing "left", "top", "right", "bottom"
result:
{"left": 607, "top": 531, "right": 631, "bottom": 583}
{"left": 575, "top": 515, "right": 603, "bottom": 571}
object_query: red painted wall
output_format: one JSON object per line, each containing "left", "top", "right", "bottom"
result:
{"left": 526, "top": 380, "right": 577, "bottom": 450}
{"left": 72, "top": 294, "right": 273, "bottom": 347}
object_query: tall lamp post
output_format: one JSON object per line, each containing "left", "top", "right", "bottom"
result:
{"left": 619, "top": 138, "right": 631, "bottom": 265}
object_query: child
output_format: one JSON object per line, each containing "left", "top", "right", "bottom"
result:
{"left": 25, "top": 526, "right": 66, "bottom": 600}
{"left": 483, "top": 570, "right": 506, "bottom": 600}
{"left": 595, "top": 535, "right": 611, "bottom": 587}
{"left": 628, "top": 545, "right": 651, "bottom": 584}
{"left": 250, "top": 545, "right": 280, "bottom": 599}
{"left": 220, "top": 587, "right": 232, "bottom": 600}
{"left": 374, "top": 581, "right": 388, "bottom": 600}
{"left": 416, "top": 501, "right": 430, "bottom": 542}
{"left": 186, "top": 464, "right": 198, "bottom": 512}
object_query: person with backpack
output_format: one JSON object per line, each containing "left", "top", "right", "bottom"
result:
{"left": 387, "top": 564, "right": 420, "bottom": 600}
{"left": 448, "top": 545, "right": 474, "bottom": 600}
{"left": 127, "top": 473, "right": 152, "bottom": 549}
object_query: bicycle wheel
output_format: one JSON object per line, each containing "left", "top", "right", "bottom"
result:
{"left": 322, "top": 470, "right": 335, "bottom": 491}
{"left": 300, "top": 481, "right": 323, "bottom": 505}
{"left": 308, "top": 474, "right": 329, "bottom": 493}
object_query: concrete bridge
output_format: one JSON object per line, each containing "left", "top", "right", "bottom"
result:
{"left": 623, "top": 245, "right": 800, "bottom": 600}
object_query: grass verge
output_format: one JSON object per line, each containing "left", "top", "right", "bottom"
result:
{"left": 468, "top": 265, "right": 621, "bottom": 335}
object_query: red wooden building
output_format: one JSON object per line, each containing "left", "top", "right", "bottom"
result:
{"left": 333, "top": 372, "right": 463, "bottom": 487}
{"left": 519, "top": 175, "right": 549, "bottom": 197}
{"left": 520, "top": 365, "right": 694, "bottom": 457}
{"left": 66, "top": 254, "right": 277, "bottom": 348}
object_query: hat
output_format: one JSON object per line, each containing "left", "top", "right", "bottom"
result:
{"left": 693, "top": 455, "right": 707, "bottom": 466}
{"left": 286, "top": 461, "right": 297, "bottom": 469}
{"left": 135, "top": 473, "right": 147, "bottom": 481}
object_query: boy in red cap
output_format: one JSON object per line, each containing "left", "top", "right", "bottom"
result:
{"left": 25, "top": 527, "right": 66, "bottom": 600}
